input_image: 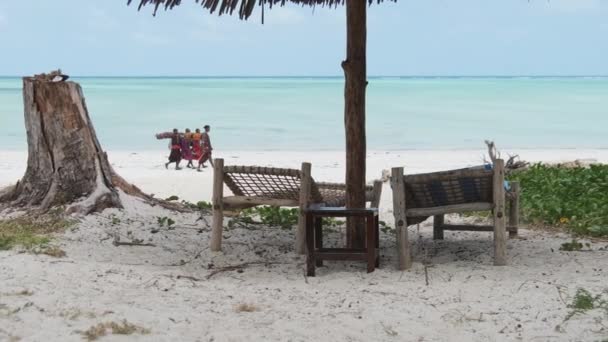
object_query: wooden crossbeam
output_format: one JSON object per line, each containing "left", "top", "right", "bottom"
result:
{"left": 406, "top": 202, "right": 493, "bottom": 217}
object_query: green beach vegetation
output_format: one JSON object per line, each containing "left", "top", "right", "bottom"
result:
{"left": 191, "top": 162, "right": 608, "bottom": 238}
{"left": 0, "top": 211, "right": 73, "bottom": 256}
{"left": 509, "top": 163, "right": 608, "bottom": 237}
{"left": 565, "top": 288, "right": 608, "bottom": 321}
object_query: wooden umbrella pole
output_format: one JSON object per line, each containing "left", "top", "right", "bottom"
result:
{"left": 342, "top": 0, "right": 367, "bottom": 248}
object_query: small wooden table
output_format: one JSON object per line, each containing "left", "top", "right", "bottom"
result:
{"left": 304, "top": 207, "right": 380, "bottom": 276}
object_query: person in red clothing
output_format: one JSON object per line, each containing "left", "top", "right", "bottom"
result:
{"left": 183, "top": 128, "right": 194, "bottom": 168}
{"left": 165, "top": 128, "right": 182, "bottom": 170}
{"left": 191, "top": 128, "right": 203, "bottom": 162}
{"left": 197, "top": 125, "right": 214, "bottom": 171}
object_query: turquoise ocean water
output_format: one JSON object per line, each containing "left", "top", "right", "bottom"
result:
{"left": 0, "top": 77, "right": 606, "bottom": 151}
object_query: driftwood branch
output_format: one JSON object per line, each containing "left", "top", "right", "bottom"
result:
{"left": 166, "top": 247, "right": 208, "bottom": 266}
{"left": 111, "top": 172, "right": 192, "bottom": 213}
{"left": 112, "top": 241, "right": 156, "bottom": 247}
{"left": 484, "top": 140, "right": 499, "bottom": 163}
{"left": 206, "top": 261, "right": 282, "bottom": 279}
{"left": 176, "top": 275, "right": 202, "bottom": 282}
{"left": 484, "top": 140, "right": 529, "bottom": 171}
{"left": 196, "top": 211, "right": 211, "bottom": 226}
{"left": 112, "top": 233, "right": 156, "bottom": 247}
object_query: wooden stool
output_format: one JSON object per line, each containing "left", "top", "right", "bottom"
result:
{"left": 304, "top": 207, "right": 379, "bottom": 276}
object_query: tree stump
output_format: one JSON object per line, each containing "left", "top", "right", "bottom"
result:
{"left": 0, "top": 75, "right": 122, "bottom": 214}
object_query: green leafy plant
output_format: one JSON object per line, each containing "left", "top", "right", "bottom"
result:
{"left": 508, "top": 164, "right": 608, "bottom": 237}
{"left": 165, "top": 195, "right": 179, "bottom": 201}
{"left": 229, "top": 207, "right": 396, "bottom": 234}
{"left": 565, "top": 288, "right": 608, "bottom": 321}
{"left": 197, "top": 201, "right": 212, "bottom": 210}
{"left": 156, "top": 216, "right": 175, "bottom": 228}
{"left": 379, "top": 221, "right": 395, "bottom": 235}
{"left": 322, "top": 217, "right": 345, "bottom": 228}
{"left": 181, "top": 200, "right": 212, "bottom": 211}
{"left": 588, "top": 225, "right": 608, "bottom": 237}
{"left": 559, "top": 239, "right": 583, "bottom": 251}
{"left": 460, "top": 211, "right": 492, "bottom": 219}
{"left": 243, "top": 206, "right": 299, "bottom": 229}
{"left": 110, "top": 214, "right": 121, "bottom": 226}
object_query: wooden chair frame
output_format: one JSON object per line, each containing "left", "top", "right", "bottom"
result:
{"left": 210, "top": 158, "right": 383, "bottom": 254}
{"left": 391, "top": 159, "right": 520, "bottom": 270}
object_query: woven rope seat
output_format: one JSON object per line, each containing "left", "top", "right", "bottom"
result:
{"left": 222, "top": 165, "right": 375, "bottom": 207}
{"left": 403, "top": 166, "right": 494, "bottom": 225}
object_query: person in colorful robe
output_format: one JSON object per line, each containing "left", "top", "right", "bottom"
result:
{"left": 165, "top": 129, "right": 182, "bottom": 170}
{"left": 191, "top": 128, "right": 203, "bottom": 162}
{"left": 183, "top": 128, "right": 194, "bottom": 168}
{"left": 197, "top": 125, "right": 214, "bottom": 171}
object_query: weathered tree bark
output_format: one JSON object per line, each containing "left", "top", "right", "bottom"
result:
{"left": 0, "top": 75, "right": 190, "bottom": 215}
{"left": 0, "top": 77, "right": 122, "bottom": 214}
{"left": 342, "top": 0, "right": 367, "bottom": 248}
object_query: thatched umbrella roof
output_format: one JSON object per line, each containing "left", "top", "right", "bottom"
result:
{"left": 128, "top": 0, "right": 390, "bottom": 20}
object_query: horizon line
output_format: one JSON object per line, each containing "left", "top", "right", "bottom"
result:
{"left": 1, "top": 75, "right": 608, "bottom": 78}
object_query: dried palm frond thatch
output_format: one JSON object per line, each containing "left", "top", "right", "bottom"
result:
{"left": 128, "top": 0, "right": 392, "bottom": 20}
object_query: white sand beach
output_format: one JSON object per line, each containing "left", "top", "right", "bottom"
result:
{"left": 1, "top": 149, "right": 608, "bottom": 341}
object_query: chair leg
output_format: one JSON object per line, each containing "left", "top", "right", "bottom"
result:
{"left": 314, "top": 217, "right": 323, "bottom": 267}
{"left": 296, "top": 213, "right": 306, "bottom": 254}
{"left": 211, "top": 209, "right": 224, "bottom": 251}
{"left": 297, "top": 162, "right": 312, "bottom": 255}
{"left": 391, "top": 167, "right": 412, "bottom": 270}
{"left": 493, "top": 160, "right": 507, "bottom": 266}
{"left": 366, "top": 215, "right": 376, "bottom": 273}
{"left": 306, "top": 213, "right": 316, "bottom": 277}
{"left": 508, "top": 182, "right": 520, "bottom": 238}
{"left": 375, "top": 215, "right": 380, "bottom": 268}
{"left": 210, "top": 159, "right": 224, "bottom": 252}
{"left": 433, "top": 215, "right": 444, "bottom": 240}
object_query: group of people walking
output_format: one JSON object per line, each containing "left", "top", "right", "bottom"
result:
{"left": 165, "top": 125, "right": 213, "bottom": 171}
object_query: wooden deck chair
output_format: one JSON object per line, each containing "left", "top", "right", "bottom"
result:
{"left": 210, "top": 158, "right": 383, "bottom": 253}
{"left": 390, "top": 159, "right": 520, "bottom": 270}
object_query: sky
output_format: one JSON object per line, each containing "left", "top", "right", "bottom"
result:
{"left": 0, "top": 0, "right": 607, "bottom": 76}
